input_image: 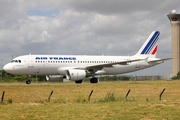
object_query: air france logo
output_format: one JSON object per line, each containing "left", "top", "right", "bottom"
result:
{"left": 141, "top": 31, "right": 160, "bottom": 55}
{"left": 35, "top": 57, "right": 76, "bottom": 61}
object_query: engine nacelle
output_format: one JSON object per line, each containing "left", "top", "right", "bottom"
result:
{"left": 66, "top": 69, "right": 86, "bottom": 81}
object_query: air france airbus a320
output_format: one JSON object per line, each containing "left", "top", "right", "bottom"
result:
{"left": 3, "top": 31, "right": 170, "bottom": 84}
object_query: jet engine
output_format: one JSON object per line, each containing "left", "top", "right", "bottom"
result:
{"left": 66, "top": 69, "right": 86, "bottom": 81}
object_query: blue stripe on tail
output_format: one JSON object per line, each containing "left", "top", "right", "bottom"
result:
{"left": 141, "top": 31, "right": 160, "bottom": 54}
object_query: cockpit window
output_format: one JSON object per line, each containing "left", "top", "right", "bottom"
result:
{"left": 11, "top": 60, "right": 22, "bottom": 63}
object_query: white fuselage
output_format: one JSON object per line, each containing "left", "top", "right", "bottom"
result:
{"left": 3, "top": 54, "right": 161, "bottom": 76}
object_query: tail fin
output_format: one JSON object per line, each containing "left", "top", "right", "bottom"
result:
{"left": 135, "top": 31, "right": 160, "bottom": 58}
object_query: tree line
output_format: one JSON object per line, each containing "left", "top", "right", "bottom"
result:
{"left": 0, "top": 70, "right": 45, "bottom": 82}
{"left": 0, "top": 70, "right": 130, "bottom": 82}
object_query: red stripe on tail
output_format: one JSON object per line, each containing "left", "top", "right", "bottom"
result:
{"left": 151, "top": 45, "right": 158, "bottom": 55}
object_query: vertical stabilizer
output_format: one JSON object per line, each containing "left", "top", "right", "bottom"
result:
{"left": 135, "top": 31, "right": 160, "bottom": 58}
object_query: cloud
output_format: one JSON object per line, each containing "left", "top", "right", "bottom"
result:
{"left": 0, "top": 0, "right": 178, "bottom": 75}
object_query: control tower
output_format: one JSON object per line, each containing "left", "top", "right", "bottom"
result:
{"left": 167, "top": 10, "right": 180, "bottom": 76}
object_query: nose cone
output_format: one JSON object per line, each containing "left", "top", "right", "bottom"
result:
{"left": 3, "top": 63, "right": 13, "bottom": 73}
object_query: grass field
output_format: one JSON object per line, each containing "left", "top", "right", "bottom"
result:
{"left": 0, "top": 80, "right": 180, "bottom": 120}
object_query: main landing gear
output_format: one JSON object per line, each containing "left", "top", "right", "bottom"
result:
{"left": 75, "top": 80, "right": 83, "bottom": 84}
{"left": 74, "top": 78, "right": 98, "bottom": 84}
{"left": 90, "top": 77, "right": 98, "bottom": 83}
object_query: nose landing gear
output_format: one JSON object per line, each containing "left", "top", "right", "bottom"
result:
{"left": 26, "top": 79, "right": 31, "bottom": 84}
{"left": 26, "top": 75, "right": 31, "bottom": 84}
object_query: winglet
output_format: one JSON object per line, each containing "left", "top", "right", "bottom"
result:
{"left": 135, "top": 31, "right": 160, "bottom": 58}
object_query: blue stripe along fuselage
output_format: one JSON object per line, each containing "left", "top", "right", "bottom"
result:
{"left": 141, "top": 31, "right": 160, "bottom": 54}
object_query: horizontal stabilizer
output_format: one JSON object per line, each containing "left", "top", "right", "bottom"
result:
{"left": 148, "top": 58, "right": 172, "bottom": 64}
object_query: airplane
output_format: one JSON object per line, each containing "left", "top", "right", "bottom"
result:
{"left": 3, "top": 31, "right": 171, "bottom": 84}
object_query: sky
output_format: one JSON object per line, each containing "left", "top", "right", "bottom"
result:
{"left": 0, "top": 0, "right": 179, "bottom": 76}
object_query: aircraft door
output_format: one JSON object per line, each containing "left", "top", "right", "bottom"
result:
{"left": 28, "top": 55, "right": 34, "bottom": 68}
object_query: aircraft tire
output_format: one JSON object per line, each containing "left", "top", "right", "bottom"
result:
{"left": 75, "top": 80, "right": 83, "bottom": 84}
{"left": 26, "top": 80, "right": 31, "bottom": 84}
{"left": 90, "top": 78, "right": 98, "bottom": 83}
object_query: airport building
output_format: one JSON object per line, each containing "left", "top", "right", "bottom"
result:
{"left": 167, "top": 10, "right": 180, "bottom": 76}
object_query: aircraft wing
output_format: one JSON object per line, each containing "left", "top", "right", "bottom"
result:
{"left": 84, "top": 58, "right": 145, "bottom": 72}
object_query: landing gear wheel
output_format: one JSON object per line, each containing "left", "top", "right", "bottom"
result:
{"left": 75, "top": 80, "right": 83, "bottom": 84}
{"left": 90, "top": 78, "right": 98, "bottom": 83}
{"left": 26, "top": 79, "right": 31, "bottom": 84}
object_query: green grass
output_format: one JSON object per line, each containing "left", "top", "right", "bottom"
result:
{"left": 0, "top": 80, "right": 180, "bottom": 120}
